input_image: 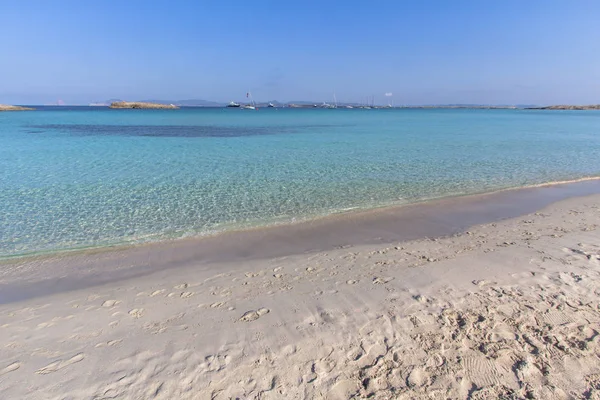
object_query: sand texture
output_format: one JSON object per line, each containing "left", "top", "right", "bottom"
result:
{"left": 1, "top": 195, "right": 600, "bottom": 399}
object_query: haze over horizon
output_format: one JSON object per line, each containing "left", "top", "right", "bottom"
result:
{"left": 2, "top": 0, "right": 599, "bottom": 106}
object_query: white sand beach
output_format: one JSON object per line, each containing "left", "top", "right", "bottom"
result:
{"left": 1, "top": 194, "right": 600, "bottom": 399}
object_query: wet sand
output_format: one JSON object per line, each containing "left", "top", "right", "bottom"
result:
{"left": 2, "top": 178, "right": 600, "bottom": 304}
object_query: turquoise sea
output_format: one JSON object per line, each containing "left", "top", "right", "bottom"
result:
{"left": 1, "top": 107, "right": 600, "bottom": 258}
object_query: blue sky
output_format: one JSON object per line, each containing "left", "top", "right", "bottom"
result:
{"left": 1, "top": 0, "right": 599, "bottom": 105}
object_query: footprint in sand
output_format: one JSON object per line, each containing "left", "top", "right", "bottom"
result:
{"left": 174, "top": 283, "right": 189, "bottom": 289}
{"left": 406, "top": 367, "right": 431, "bottom": 388}
{"left": 95, "top": 339, "right": 123, "bottom": 348}
{"left": 413, "top": 294, "right": 430, "bottom": 304}
{"left": 426, "top": 354, "right": 445, "bottom": 368}
{"left": 313, "top": 359, "right": 336, "bottom": 374}
{"left": 239, "top": 308, "right": 270, "bottom": 322}
{"left": 539, "top": 309, "right": 574, "bottom": 326}
{"left": 150, "top": 289, "right": 166, "bottom": 297}
{"left": 328, "top": 379, "right": 358, "bottom": 398}
{"left": 346, "top": 347, "right": 364, "bottom": 361}
{"left": 36, "top": 353, "right": 85, "bottom": 375}
{"left": 463, "top": 356, "right": 502, "bottom": 387}
{"left": 101, "top": 300, "right": 120, "bottom": 308}
{"left": 180, "top": 292, "right": 194, "bottom": 298}
{"left": 0, "top": 362, "right": 20, "bottom": 375}
{"left": 346, "top": 280, "right": 358, "bottom": 285}
{"left": 472, "top": 279, "right": 496, "bottom": 287}
{"left": 128, "top": 308, "right": 144, "bottom": 318}
{"left": 486, "top": 324, "right": 516, "bottom": 342}
{"left": 372, "top": 277, "right": 394, "bottom": 284}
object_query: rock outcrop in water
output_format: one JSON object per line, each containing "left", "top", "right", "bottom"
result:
{"left": 526, "top": 104, "right": 600, "bottom": 110}
{"left": 0, "top": 104, "right": 35, "bottom": 111}
{"left": 109, "top": 101, "right": 179, "bottom": 109}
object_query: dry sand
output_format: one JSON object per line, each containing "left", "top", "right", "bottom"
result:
{"left": 1, "top": 195, "right": 600, "bottom": 399}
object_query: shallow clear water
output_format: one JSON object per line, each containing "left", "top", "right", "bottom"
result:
{"left": 1, "top": 107, "right": 599, "bottom": 257}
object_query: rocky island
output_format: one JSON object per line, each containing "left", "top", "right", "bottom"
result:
{"left": 109, "top": 101, "right": 179, "bottom": 109}
{"left": 526, "top": 104, "right": 600, "bottom": 110}
{"left": 0, "top": 104, "right": 35, "bottom": 111}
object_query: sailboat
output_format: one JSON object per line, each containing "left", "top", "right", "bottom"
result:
{"left": 243, "top": 91, "right": 257, "bottom": 110}
{"left": 321, "top": 92, "right": 338, "bottom": 109}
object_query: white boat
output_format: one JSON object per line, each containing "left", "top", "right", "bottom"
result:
{"left": 386, "top": 95, "right": 394, "bottom": 108}
{"left": 226, "top": 101, "right": 241, "bottom": 108}
{"left": 242, "top": 91, "right": 257, "bottom": 110}
{"left": 268, "top": 103, "right": 275, "bottom": 108}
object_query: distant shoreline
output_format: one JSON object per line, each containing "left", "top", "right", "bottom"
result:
{"left": 0, "top": 104, "right": 35, "bottom": 111}
{"left": 109, "top": 101, "right": 179, "bottom": 109}
{"left": 6, "top": 103, "right": 600, "bottom": 110}
{"left": 524, "top": 104, "right": 600, "bottom": 110}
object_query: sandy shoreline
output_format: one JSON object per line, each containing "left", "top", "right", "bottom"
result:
{"left": 3, "top": 179, "right": 600, "bottom": 298}
{"left": 1, "top": 191, "right": 600, "bottom": 398}
{"left": 4, "top": 176, "right": 600, "bottom": 264}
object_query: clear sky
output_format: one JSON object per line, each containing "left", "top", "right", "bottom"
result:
{"left": 1, "top": 0, "right": 599, "bottom": 105}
